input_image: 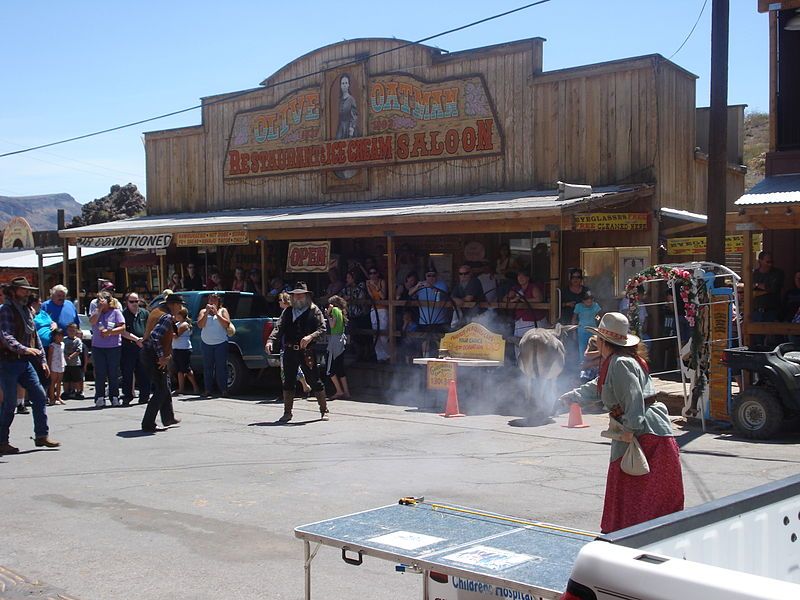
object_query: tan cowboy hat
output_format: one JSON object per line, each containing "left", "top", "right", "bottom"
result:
{"left": 288, "top": 281, "right": 312, "bottom": 295}
{"left": 586, "top": 312, "right": 640, "bottom": 347}
{"left": 8, "top": 276, "right": 37, "bottom": 291}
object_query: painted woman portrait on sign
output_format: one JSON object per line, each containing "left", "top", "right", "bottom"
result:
{"left": 334, "top": 73, "right": 359, "bottom": 180}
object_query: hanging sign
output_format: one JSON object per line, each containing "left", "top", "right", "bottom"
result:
{"left": 286, "top": 241, "right": 331, "bottom": 273}
{"left": 573, "top": 213, "right": 650, "bottom": 231}
{"left": 1, "top": 217, "right": 35, "bottom": 249}
{"left": 77, "top": 234, "right": 173, "bottom": 250}
{"left": 427, "top": 359, "right": 457, "bottom": 390}
{"left": 667, "top": 234, "right": 763, "bottom": 255}
{"left": 175, "top": 231, "right": 249, "bottom": 247}
{"left": 223, "top": 73, "right": 502, "bottom": 179}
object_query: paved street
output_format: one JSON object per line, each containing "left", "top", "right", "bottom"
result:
{"left": 3, "top": 384, "right": 800, "bottom": 600}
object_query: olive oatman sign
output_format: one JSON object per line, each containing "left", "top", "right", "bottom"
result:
{"left": 224, "top": 73, "right": 503, "bottom": 179}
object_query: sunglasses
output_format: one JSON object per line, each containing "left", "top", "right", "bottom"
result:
{"left": 426, "top": 273, "right": 436, "bottom": 277}
{"left": 458, "top": 271, "right": 470, "bottom": 275}
{"left": 128, "top": 300, "right": 140, "bottom": 304}
{"left": 368, "top": 270, "right": 378, "bottom": 275}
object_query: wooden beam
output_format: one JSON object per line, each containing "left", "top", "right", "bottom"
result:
{"left": 76, "top": 246, "right": 82, "bottom": 313}
{"left": 386, "top": 234, "right": 396, "bottom": 364}
{"left": 741, "top": 230, "right": 753, "bottom": 346}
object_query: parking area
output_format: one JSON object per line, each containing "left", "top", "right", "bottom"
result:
{"left": 2, "top": 384, "right": 800, "bottom": 600}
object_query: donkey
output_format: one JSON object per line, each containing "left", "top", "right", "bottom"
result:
{"left": 517, "top": 323, "right": 577, "bottom": 420}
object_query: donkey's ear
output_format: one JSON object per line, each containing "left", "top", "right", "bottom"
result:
{"left": 553, "top": 322, "right": 563, "bottom": 337}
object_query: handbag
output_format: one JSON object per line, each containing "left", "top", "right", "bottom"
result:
{"left": 226, "top": 322, "right": 236, "bottom": 337}
{"left": 601, "top": 417, "right": 650, "bottom": 476}
{"left": 621, "top": 436, "right": 650, "bottom": 476}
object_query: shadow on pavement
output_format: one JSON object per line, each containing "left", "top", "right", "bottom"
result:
{"left": 116, "top": 429, "right": 161, "bottom": 437}
{"left": 247, "top": 418, "right": 321, "bottom": 427}
{"left": 508, "top": 416, "right": 555, "bottom": 428}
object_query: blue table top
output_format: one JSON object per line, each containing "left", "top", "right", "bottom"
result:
{"left": 295, "top": 500, "right": 597, "bottom": 595}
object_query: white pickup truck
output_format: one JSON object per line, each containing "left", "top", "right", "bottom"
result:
{"left": 428, "top": 473, "right": 800, "bottom": 600}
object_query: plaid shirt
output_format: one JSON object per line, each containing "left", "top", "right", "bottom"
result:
{"left": 0, "top": 303, "right": 46, "bottom": 368}
{"left": 144, "top": 312, "right": 174, "bottom": 360}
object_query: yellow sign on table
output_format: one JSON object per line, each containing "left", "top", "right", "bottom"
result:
{"left": 439, "top": 323, "right": 505, "bottom": 362}
{"left": 426, "top": 360, "right": 457, "bottom": 390}
{"left": 175, "top": 231, "right": 249, "bottom": 246}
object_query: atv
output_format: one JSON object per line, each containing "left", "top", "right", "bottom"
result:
{"left": 722, "top": 343, "right": 800, "bottom": 439}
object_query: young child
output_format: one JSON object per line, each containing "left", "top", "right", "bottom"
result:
{"left": 572, "top": 290, "right": 602, "bottom": 355}
{"left": 173, "top": 307, "right": 200, "bottom": 395}
{"left": 326, "top": 295, "right": 351, "bottom": 400}
{"left": 580, "top": 334, "right": 601, "bottom": 382}
{"left": 48, "top": 328, "right": 66, "bottom": 405}
{"left": 277, "top": 292, "right": 312, "bottom": 396}
{"left": 63, "top": 323, "right": 84, "bottom": 400}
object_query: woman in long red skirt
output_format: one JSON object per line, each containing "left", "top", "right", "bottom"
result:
{"left": 562, "top": 312, "right": 684, "bottom": 533}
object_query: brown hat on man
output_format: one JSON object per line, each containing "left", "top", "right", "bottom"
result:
{"left": 8, "top": 277, "right": 37, "bottom": 291}
{"left": 288, "top": 281, "right": 312, "bottom": 295}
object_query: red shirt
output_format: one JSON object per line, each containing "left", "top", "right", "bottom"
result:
{"left": 512, "top": 282, "right": 547, "bottom": 322}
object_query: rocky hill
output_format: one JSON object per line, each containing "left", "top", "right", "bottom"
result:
{"left": 0, "top": 193, "right": 82, "bottom": 231}
{"left": 744, "top": 111, "right": 768, "bottom": 191}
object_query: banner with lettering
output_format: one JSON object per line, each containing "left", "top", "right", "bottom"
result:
{"left": 573, "top": 213, "right": 650, "bottom": 231}
{"left": 427, "top": 360, "right": 457, "bottom": 390}
{"left": 667, "top": 234, "right": 763, "bottom": 255}
{"left": 286, "top": 241, "right": 331, "bottom": 273}
{"left": 76, "top": 234, "right": 173, "bottom": 250}
{"left": 224, "top": 73, "right": 502, "bottom": 179}
{"left": 175, "top": 231, "right": 249, "bottom": 247}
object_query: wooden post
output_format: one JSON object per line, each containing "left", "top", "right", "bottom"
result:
{"left": 58, "top": 210, "right": 68, "bottom": 289}
{"left": 706, "top": 0, "right": 730, "bottom": 264}
{"left": 741, "top": 229, "right": 753, "bottom": 347}
{"left": 549, "top": 230, "right": 560, "bottom": 325}
{"left": 159, "top": 254, "right": 166, "bottom": 292}
{"left": 75, "top": 244, "right": 82, "bottom": 313}
{"left": 37, "top": 252, "right": 45, "bottom": 297}
{"left": 260, "top": 238, "right": 268, "bottom": 296}
{"left": 386, "top": 233, "right": 396, "bottom": 363}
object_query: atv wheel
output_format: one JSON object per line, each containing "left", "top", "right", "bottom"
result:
{"left": 732, "top": 387, "right": 784, "bottom": 440}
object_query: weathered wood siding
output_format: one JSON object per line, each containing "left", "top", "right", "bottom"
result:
{"left": 145, "top": 39, "right": 699, "bottom": 216}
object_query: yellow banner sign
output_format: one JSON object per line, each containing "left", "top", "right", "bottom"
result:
{"left": 175, "top": 231, "right": 249, "bottom": 247}
{"left": 667, "top": 234, "right": 763, "bottom": 255}
{"left": 708, "top": 294, "right": 731, "bottom": 422}
{"left": 427, "top": 360, "right": 457, "bottom": 390}
{"left": 574, "top": 213, "right": 650, "bottom": 231}
{"left": 439, "top": 322, "right": 505, "bottom": 362}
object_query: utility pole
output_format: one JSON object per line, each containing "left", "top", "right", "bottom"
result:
{"left": 707, "top": 0, "right": 729, "bottom": 265}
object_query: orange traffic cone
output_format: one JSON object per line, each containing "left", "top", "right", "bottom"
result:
{"left": 440, "top": 380, "right": 465, "bottom": 418}
{"left": 562, "top": 402, "right": 589, "bottom": 428}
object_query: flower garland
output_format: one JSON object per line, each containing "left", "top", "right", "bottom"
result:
{"left": 625, "top": 265, "right": 699, "bottom": 335}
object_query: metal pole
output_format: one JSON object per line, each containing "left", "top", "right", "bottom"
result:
{"left": 706, "top": 0, "right": 729, "bottom": 265}
{"left": 304, "top": 540, "right": 312, "bottom": 600}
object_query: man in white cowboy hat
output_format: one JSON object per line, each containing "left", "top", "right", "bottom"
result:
{"left": 0, "top": 277, "right": 60, "bottom": 454}
{"left": 265, "top": 282, "right": 329, "bottom": 422}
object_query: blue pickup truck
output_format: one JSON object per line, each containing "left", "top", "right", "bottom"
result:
{"left": 151, "top": 291, "right": 280, "bottom": 395}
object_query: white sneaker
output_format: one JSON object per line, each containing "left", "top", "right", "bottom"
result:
{"left": 110, "top": 397, "right": 121, "bottom": 407}
{"left": 95, "top": 397, "right": 105, "bottom": 408}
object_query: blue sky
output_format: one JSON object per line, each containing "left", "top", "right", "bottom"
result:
{"left": 0, "top": 0, "right": 768, "bottom": 204}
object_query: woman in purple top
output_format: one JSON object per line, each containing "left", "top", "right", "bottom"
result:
{"left": 89, "top": 291, "right": 125, "bottom": 408}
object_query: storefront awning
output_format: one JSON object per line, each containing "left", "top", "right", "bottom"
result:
{"left": 59, "top": 184, "right": 653, "bottom": 239}
{"left": 736, "top": 174, "right": 800, "bottom": 205}
{"left": 0, "top": 247, "right": 113, "bottom": 269}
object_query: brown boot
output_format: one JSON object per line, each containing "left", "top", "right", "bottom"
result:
{"left": 34, "top": 437, "right": 61, "bottom": 448}
{"left": 278, "top": 390, "right": 294, "bottom": 422}
{"left": 315, "top": 390, "right": 329, "bottom": 421}
{"left": 0, "top": 442, "right": 20, "bottom": 455}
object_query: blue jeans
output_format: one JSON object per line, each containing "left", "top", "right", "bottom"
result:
{"left": 0, "top": 359, "right": 49, "bottom": 443}
{"left": 121, "top": 342, "right": 149, "bottom": 402}
{"left": 202, "top": 341, "right": 228, "bottom": 394}
{"left": 93, "top": 345, "right": 121, "bottom": 399}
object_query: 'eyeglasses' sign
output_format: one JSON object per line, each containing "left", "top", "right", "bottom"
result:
{"left": 286, "top": 241, "right": 331, "bottom": 273}
{"left": 77, "top": 234, "right": 173, "bottom": 249}
{"left": 224, "top": 73, "right": 502, "bottom": 179}
{"left": 574, "top": 213, "right": 650, "bottom": 231}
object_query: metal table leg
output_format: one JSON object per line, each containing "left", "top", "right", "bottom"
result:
{"left": 303, "top": 540, "right": 321, "bottom": 600}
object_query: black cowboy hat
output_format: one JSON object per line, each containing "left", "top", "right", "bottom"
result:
{"left": 164, "top": 294, "right": 186, "bottom": 305}
{"left": 288, "top": 282, "right": 312, "bottom": 294}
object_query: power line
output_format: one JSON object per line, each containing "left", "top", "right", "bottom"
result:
{"left": 0, "top": 0, "right": 554, "bottom": 160}
{"left": 668, "top": 0, "right": 709, "bottom": 60}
